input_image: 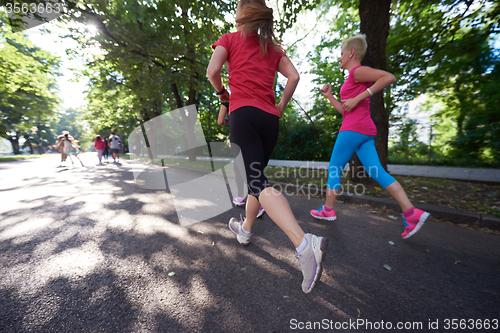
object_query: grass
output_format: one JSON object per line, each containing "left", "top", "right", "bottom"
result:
{"left": 0, "top": 154, "right": 49, "bottom": 162}
{"left": 265, "top": 166, "right": 500, "bottom": 218}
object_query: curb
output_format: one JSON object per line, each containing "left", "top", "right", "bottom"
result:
{"left": 269, "top": 180, "right": 500, "bottom": 232}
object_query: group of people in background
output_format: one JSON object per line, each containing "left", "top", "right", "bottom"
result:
{"left": 94, "top": 131, "right": 121, "bottom": 165}
{"left": 54, "top": 131, "right": 121, "bottom": 166}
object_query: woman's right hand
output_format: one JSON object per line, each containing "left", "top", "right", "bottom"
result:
{"left": 276, "top": 101, "right": 285, "bottom": 118}
{"left": 320, "top": 83, "right": 332, "bottom": 97}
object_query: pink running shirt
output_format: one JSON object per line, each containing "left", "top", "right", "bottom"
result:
{"left": 212, "top": 32, "right": 284, "bottom": 117}
{"left": 339, "top": 65, "right": 377, "bottom": 136}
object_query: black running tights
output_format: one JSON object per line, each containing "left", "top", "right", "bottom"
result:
{"left": 229, "top": 106, "right": 279, "bottom": 200}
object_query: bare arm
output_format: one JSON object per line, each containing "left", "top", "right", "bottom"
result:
{"left": 276, "top": 56, "right": 300, "bottom": 118}
{"left": 207, "top": 45, "right": 230, "bottom": 102}
{"left": 341, "top": 66, "right": 396, "bottom": 112}
{"left": 217, "top": 103, "right": 228, "bottom": 126}
{"left": 320, "top": 83, "right": 344, "bottom": 116}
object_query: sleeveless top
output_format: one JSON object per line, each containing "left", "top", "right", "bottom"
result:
{"left": 339, "top": 65, "right": 376, "bottom": 136}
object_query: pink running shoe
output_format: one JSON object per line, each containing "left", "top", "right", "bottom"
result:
{"left": 401, "top": 208, "right": 430, "bottom": 239}
{"left": 232, "top": 196, "right": 246, "bottom": 207}
{"left": 310, "top": 204, "right": 336, "bottom": 221}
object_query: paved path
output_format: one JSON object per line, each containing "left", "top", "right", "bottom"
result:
{"left": 268, "top": 159, "right": 500, "bottom": 183}
{"left": 0, "top": 154, "right": 499, "bottom": 332}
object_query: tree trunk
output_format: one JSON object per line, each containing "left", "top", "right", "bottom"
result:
{"left": 8, "top": 134, "right": 21, "bottom": 155}
{"left": 172, "top": 81, "right": 198, "bottom": 163}
{"left": 24, "top": 134, "right": 34, "bottom": 154}
{"left": 181, "top": 8, "right": 199, "bottom": 164}
{"left": 359, "top": 0, "right": 391, "bottom": 173}
{"left": 37, "top": 131, "right": 43, "bottom": 154}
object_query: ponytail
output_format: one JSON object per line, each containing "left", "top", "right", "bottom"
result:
{"left": 236, "top": 0, "right": 283, "bottom": 55}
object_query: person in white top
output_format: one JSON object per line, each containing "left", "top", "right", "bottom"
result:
{"left": 55, "top": 130, "right": 73, "bottom": 166}
{"left": 108, "top": 131, "right": 121, "bottom": 163}
{"left": 61, "top": 133, "right": 84, "bottom": 167}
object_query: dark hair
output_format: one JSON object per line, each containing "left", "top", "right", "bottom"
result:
{"left": 110, "top": 131, "right": 115, "bottom": 135}
{"left": 96, "top": 135, "right": 102, "bottom": 140}
{"left": 236, "top": 0, "right": 283, "bottom": 55}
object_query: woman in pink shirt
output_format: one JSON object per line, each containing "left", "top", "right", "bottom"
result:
{"left": 311, "top": 34, "right": 430, "bottom": 240}
{"left": 94, "top": 135, "right": 106, "bottom": 165}
{"left": 207, "top": 0, "right": 328, "bottom": 294}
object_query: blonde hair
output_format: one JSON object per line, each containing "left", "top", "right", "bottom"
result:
{"left": 341, "top": 34, "right": 367, "bottom": 61}
{"left": 236, "top": 0, "right": 283, "bottom": 55}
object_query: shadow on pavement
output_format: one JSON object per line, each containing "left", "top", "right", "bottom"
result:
{"left": 0, "top": 155, "right": 499, "bottom": 332}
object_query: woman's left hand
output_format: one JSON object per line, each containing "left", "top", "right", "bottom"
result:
{"left": 218, "top": 90, "right": 230, "bottom": 102}
{"left": 341, "top": 98, "right": 359, "bottom": 112}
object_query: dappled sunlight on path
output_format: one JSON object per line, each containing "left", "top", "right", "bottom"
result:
{"left": 1, "top": 153, "right": 499, "bottom": 332}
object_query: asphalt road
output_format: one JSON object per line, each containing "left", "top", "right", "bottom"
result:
{"left": 0, "top": 153, "right": 499, "bottom": 333}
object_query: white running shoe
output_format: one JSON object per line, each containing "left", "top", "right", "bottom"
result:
{"left": 295, "top": 233, "right": 329, "bottom": 293}
{"left": 228, "top": 217, "right": 252, "bottom": 246}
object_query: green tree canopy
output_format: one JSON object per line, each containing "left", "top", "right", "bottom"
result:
{"left": 51, "top": 0, "right": 321, "bottom": 160}
{"left": 303, "top": 0, "right": 499, "bottom": 166}
{"left": 0, "top": 14, "right": 61, "bottom": 154}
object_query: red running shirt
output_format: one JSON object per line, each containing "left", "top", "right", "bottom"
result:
{"left": 94, "top": 139, "right": 106, "bottom": 150}
{"left": 339, "top": 65, "right": 377, "bottom": 136}
{"left": 212, "top": 32, "right": 284, "bottom": 117}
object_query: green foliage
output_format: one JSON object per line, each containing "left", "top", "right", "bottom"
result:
{"left": 389, "top": 1, "right": 490, "bottom": 100}
{"left": 274, "top": 4, "right": 359, "bottom": 162}
{"left": 0, "top": 14, "right": 61, "bottom": 154}
{"left": 386, "top": 1, "right": 500, "bottom": 165}
{"left": 51, "top": 108, "right": 91, "bottom": 147}
{"left": 388, "top": 142, "right": 429, "bottom": 165}
{"left": 54, "top": 0, "right": 321, "bottom": 158}
{"left": 307, "top": 3, "right": 358, "bottom": 95}
{"left": 2, "top": 0, "right": 59, "bottom": 32}
{"left": 393, "top": 119, "right": 420, "bottom": 153}
{"left": 272, "top": 88, "right": 341, "bottom": 160}
{"left": 303, "top": 0, "right": 500, "bottom": 167}
{"left": 59, "top": 0, "right": 235, "bottom": 141}
{"left": 274, "top": 0, "right": 322, "bottom": 37}
{"left": 416, "top": 30, "right": 500, "bottom": 165}
{"left": 388, "top": 142, "right": 499, "bottom": 168}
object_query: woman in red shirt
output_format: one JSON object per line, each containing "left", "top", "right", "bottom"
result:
{"left": 207, "top": 0, "right": 328, "bottom": 294}
{"left": 94, "top": 135, "right": 106, "bottom": 165}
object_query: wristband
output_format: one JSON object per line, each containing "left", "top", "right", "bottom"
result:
{"left": 216, "top": 87, "right": 226, "bottom": 95}
{"left": 367, "top": 88, "right": 373, "bottom": 96}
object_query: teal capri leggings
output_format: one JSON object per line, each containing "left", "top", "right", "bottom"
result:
{"left": 327, "top": 130, "right": 396, "bottom": 190}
